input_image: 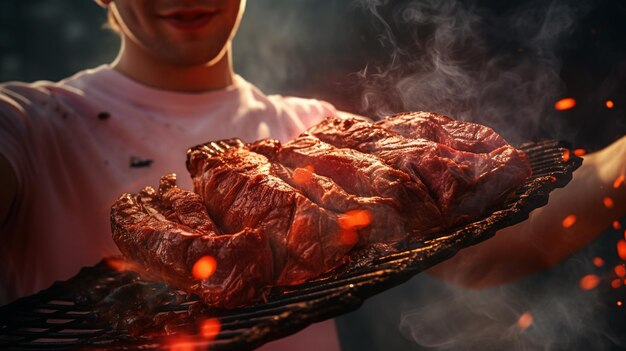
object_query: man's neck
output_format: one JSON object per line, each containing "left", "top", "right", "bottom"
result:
{"left": 111, "top": 42, "right": 235, "bottom": 93}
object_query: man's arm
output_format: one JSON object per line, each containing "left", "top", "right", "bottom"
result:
{"left": 429, "top": 135, "right": 626, "bottom": 287}
{"left": 0, "top": 153, "right": 18, "bottom": 227}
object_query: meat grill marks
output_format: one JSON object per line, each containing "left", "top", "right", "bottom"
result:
{"left": 248, "top": 136, "right": 442, "bottom": 235}
{"left": 308, "top": 116, "right": 531, "bottom": 220}
{"left": 110, "top": 176, "right": 273, "bottom": 308}
{"left": 187, "top": 146, "right": 354, "bottom": 286}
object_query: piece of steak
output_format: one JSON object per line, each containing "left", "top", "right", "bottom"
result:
{"left": 110, "top": 176, "right": 274, "bottom": 308}
{"left": 187, "top": 146, "right": 355, "bottom": 285}
{"left": 376, "top": 111, "right": 508, "bottom": 153}
{"left": 249, "top": 137, "right": 442, "bottom": 234}
{"left": 308, "top": 116, "right": 531, "bottom": 221}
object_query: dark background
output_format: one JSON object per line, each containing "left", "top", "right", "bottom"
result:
{"left": 1, "top": 0, "right": 625, "bottom": 350}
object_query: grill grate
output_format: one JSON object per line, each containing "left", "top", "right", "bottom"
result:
{"left": 0, "top": 140, "right": 581, "bottom": 350}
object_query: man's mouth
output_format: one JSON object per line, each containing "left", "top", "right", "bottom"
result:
{"left": 158, "top": 9, "right": 218, "bottom": 30}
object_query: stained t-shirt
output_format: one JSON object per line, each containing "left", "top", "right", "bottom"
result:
{"left": 0, "top": 65, "right": 336, "bottom": 301}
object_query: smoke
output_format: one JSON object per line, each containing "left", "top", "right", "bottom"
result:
{"left": 352, "top": 0, "right": 589, "bottom": 144}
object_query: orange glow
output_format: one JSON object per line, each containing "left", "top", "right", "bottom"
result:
{"left": 603, "top": 197, "right": 615, "bottom": 209}
{"left": 562, "top": 149, "right": 570, "bottom": 162}
{"left": 339, "top": 229, "right": 359, "bottom": 247}
{"left": 593, "top": 257, "right": 604, "bottom": 267}
{"left": 105, "top": 257, "right": 137, "bottom": 272}
{"left": 615, "top": 265, "right": 626, "bottom": 277}
{"left": 200, "top": 318, "right": 221, "bottom": 341}
{"left": 293, "top": 166, "right": 314, "bottom": 185}
{"left": 169, "top": 337, "right": 196, "bottom": 351}
{"left": 614, "top": 175, "right": 625, "bottom": 189}
{"left": 579, "top": 274, "right": 600, "bottom": 290}
{"left": 611, "top": 279, "right": 622, "bottom": 289}
{"left": 192, "top": 256, "right": 217, "bottom": 280}
{"left": 562, "top": 214, "right": 577, "bottom": 229}
{"left": 606, "top": 100, "right": 615, "bottom": 109}
{"left": 617, "top": 240, "right": 626, "bottom": 260}
{"left": 517, "top": 311, "right": 533, "bottom": 330}
{"left": 339, "top": 210, "right": 372, "bottom": 230}
{"left": 618, "top": 300, "right": 623, "bottom": 307}
{"left": 614, "top": 221, "right": 622, "bottom": 230}
{"left": 624, "top": 229, "right": 626, "bottom": 240}
{"left": 547, "top": 176, "right": 557, "bottom": 183}
{"left": 573, "top": 149, "right": 586, "bottom": 156}
{"left": 555, "top": 98, "right": 576, "bottom": 111}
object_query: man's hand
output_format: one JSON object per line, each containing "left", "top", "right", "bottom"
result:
{"left": 0, "top": 153, "right": 18, "bottom": 227}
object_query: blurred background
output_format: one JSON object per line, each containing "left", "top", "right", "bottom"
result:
{"left": 1, "top": 0, "right": 625, "bottom": 350}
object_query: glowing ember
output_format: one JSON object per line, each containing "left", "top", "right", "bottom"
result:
{"left": 573, "top": 148, "right": 586, "bottom": 156}
{"left": 614, "top": 221, "right": 622, "bottom": 230}
{"left": 192, "top": 256, "right": 217, "bottom": 280}
{"left": 105, "top": 257, "right": 137, "bottom": 272}
{"left": 615, "top": 265, "right": 626, "bottom": 278}
{"left": 579, "top": 274, "right": 600, "bottom": 290}
{"left": 593, "top": 257, "right": 604, "bottom": 267}
{"left": 617, "top": 240, "right": 626, "bottom": 260}
{"left": 562, "top": 214, "right": 577, "bottom": 229}
{"left": 614, "top": 175, "right": 625, "bottom": 189}
{"left": 618, "top": 300, "right": 623, "bottom": 307}
{"left": 339, "top": 209, "right": 372, "bottom": 230}
{"left": 555, "top": 98, "right": 576, "bottom": 111}
{"left": 200, "top": 318, "right": 221, "bottom": 340}
{"left": 562, "top": 149, "right": 570, "bottom": 162}
{"left": 547, "top": 176, "right": 557, "bottom": 183}
{"left": 603, "top": 197, "right": 615, "bottom": 209}
{"left": 293, "top": 166, "right": 314, "bottom": 185}
{"left": 517, "top": 311, "right": 533, "bottom": 330}
{"left": 169, "top": 338, "right": 195, "bottom": 351}
{"left": 611, "top": 279, "right": 622, "bottom": 289}
{"left": 606, "top": 100, "right": 615, "bottom": 109}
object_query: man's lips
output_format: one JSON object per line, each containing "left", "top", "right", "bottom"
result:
{"left": 157, "top": 8, "right": 218, "bottom": 30}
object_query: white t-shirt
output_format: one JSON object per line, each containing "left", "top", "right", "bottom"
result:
{"left": 0, "top": 65, "right": 342, "bottom": 351}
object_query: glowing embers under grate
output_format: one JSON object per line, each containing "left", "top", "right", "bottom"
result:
{"left": 0, "top": 140, "right": 581, "bottom": 351}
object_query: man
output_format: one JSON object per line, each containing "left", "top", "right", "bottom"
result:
{"left": 1, "top": 0, "right": 625, "bottom": 350}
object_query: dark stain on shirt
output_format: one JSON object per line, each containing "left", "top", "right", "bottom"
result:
{"left": 130, "top": 156, "right": 154, "bottom": 168}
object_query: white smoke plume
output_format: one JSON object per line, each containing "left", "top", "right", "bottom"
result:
{"left": 352, "top": 0, "right": 590, "bottom": 144}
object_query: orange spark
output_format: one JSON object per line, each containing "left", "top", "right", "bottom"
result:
{"left": 555, "top": 98, "right": 576, "bottom": 111}
{"left": 169, "top": 337, "right": 196, "bottom": 351}
{"left": 603, "top": 197, "right": 615, "bottom": 209}
{"left": 606, "top": 100, "right": 615, "bottom": 109}
{"left": 293, "top": 166, "right": 314, "bottom": 185}
{"left": 615, "top": 265, "right": 626, "bottom": 278}
{"left": 192, "top": 256, "right": 217, "bottom": 280}
{"left": 617, "top": 240, "right": 626, "bottom": 260}
{"left": 573, "top": 148, "right": 586, "bottom": 156}
{"left": 593, "top": 257, "right": 604, "bottom": 267}
{"left": 105, "top": 257, "right": 137, "bottom": 272}
{"left": 614, "top": 175, "right": 625, "bottom": 189}
{"left": 517, "top": 311, "right": 533, "bottom": 330}
{"left": 579, "top": 274, "right": 600, "bottom": 290}
{"left": 562, "top": 149, "right": 571, "bottom": 162}
{"left": 611, "top": 279, "right": 622, "bottom": 289}
{"left": 339, "top": 210, "right": 372, "bottom": 230}
{"left": 614, "top": 221, "right": 622, "bottom": 230}
{"left": 200, "top": 318, "right": 221, "bottom": 341}
{"left": 618, "top": 300, "right": 623, "bottom": 307}
{"left": 562, "top": 214, "right": 577, "bottom": 229}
